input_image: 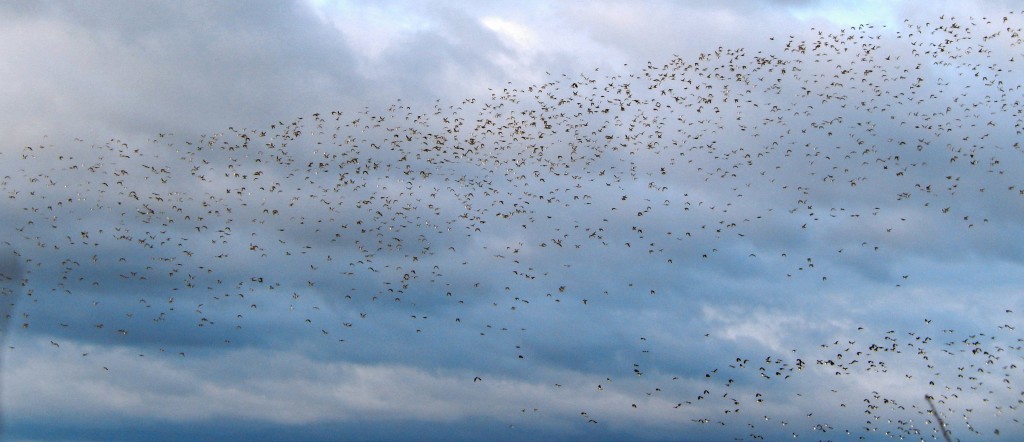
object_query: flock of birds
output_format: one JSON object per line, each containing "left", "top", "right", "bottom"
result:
{"left": 2, "top": 10, "right": 1024, "bottom": 441}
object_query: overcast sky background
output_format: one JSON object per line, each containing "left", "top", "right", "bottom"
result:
{"left": 2, "top": 1, "right": 1024, "bottom": 441}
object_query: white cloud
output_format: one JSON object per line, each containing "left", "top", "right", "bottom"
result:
{"left": 306, "top": 0, "right": 435, "bottom": 62}
{"left": 480, "top": 17, "right": 537, "bottom": 55}
{"left": 702, "top": 304, "right": 854, "bottom": 352}
{"left": 4, "top": 337, "right": 733, "bottom": 435}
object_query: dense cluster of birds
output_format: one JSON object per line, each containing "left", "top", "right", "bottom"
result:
{"left": 2, "top": 11, "right": 1024, "bottom": 441}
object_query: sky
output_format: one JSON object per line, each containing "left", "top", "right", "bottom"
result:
{"left": 2, "top": 1, "right": 1024, "bottom": 440}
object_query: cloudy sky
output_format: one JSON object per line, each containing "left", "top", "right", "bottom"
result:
{"left": 2, "top": 1, "right": 1024, "bottom": 440}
